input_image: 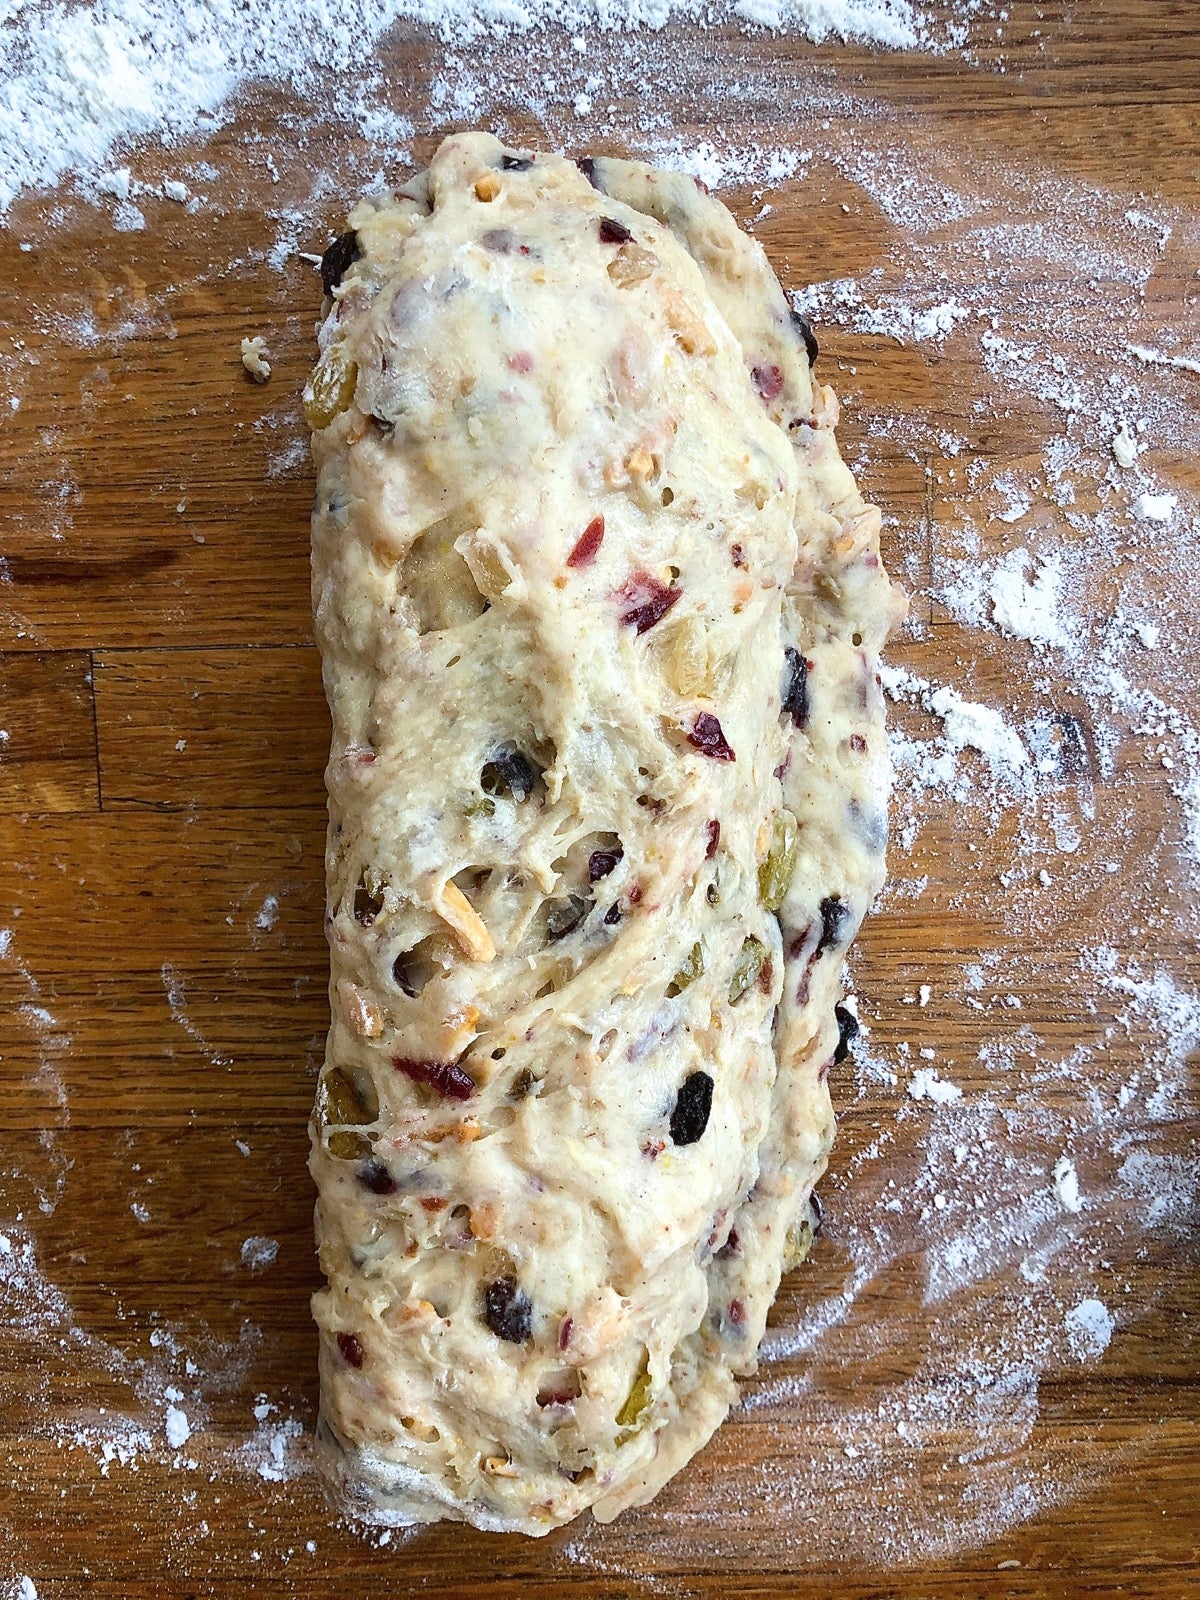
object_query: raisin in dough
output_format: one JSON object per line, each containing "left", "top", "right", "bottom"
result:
{"left": 306, "top": 131, "right": 905, "bottom": 1535}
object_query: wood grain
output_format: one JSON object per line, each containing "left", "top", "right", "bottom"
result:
{"left": 94, "top": 647, "right": 328, "bottom": 811}
{"left": 0, "top": 4, "right": 1197, "bottom": 1596}
{"left": 0, "top": 652, "right": 98, "bottom": 812}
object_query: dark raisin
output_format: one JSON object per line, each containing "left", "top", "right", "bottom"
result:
{"left": 320, "top": 231, "right": 361, "bottom": 298}
{"left": 599, "top": 216, "right": 634, "bottom": 245}
{"left": 576, "top": 157, "right": 605, "bottom": 191}
{"left": 670, "top": 1071, "right": 714, "bottom": 1146}
{"left": 752, "top": 363, "right": 784, "bottom": 401}
{"left": 501, "top": 154, "right": 533, "bottom": 171}
{"left": 393, "top": 1056, "right": 476, "bottom": 1101}
{"left": 790, "top": 309, "right": 819, "bottom": 367}
{"left": 618, "top": 573, "right": 681, "bottom": 635}
{"left": 358, "top": 1158, "right": 397, "bottom": 1195}
{"left": 705, "top": 819, "right": 721, "bottom": 859}
{"left": 687, "top": 712, "right": 736, "bottom": 762}
{"left": 353, "top": 876, "right": 384, "bottom": 926}
{"left": 588, "top": 847, "right": 622, "bottom": 882}
{"left": 547, "top": 894, "right": 588, "bottom": 940}
{"left": 483, "top": 1275, "right": 533, "bottom": 1343}
{"left": 782, "top": 646, "right": 810, "bottom": 729}
{"left": 833, "top": 1003, "right": 859, "bottom": 1064}
{"left": 336, "top": 1331, "right": 364, "bottom": 1368}
{"left": 481, "top": 226, "right": 516, "bottom": 253}
{"left": 715, "top": 1226, "right": 740, "bottom": 1260}
{"left": 816, "top": 895, "right": 849, "bottom": 956}
{"left": 603, "top": 902, "right": 622, "bottom": 926}
{"left": 567, "top": 515, "right": 605, "bottom": 568}
{"left": 480, "top": 745, "right": 538, "bottom": 801}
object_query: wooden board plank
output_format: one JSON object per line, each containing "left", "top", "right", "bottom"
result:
{"left": 0, "top": 4, "right": 1197, "bottom": 1594}
{"left": 0, "top": 651, "right": 98, "bottom": 813}
{"left": 94, "top": 646, "right": 328, "bottom": 811}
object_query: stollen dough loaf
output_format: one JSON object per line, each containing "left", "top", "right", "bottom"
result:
{"left": 306, "top": 131, "right": 905, "bottom": 1535}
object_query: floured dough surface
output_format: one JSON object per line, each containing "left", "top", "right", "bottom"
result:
{"left": 306, "top": 131, "right": 904, "bottom": 1535}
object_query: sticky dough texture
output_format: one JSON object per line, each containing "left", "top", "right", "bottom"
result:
{"left": 307, "top": 132, "right": 905, "bottom": 1535}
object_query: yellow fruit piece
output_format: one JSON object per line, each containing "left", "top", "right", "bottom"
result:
{"left": 303, "top": 350, "right": 358, "bottom": 429}
{"left": 758, "top": 809, "right": 798, "bottom": 913}
{"left": 729, "top": 935, "right": 767, "bottom": 1005}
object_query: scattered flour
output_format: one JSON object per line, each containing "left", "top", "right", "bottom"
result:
{"left": 1130, "top": 490, "right": 1178, "bottom": 524}
{"left": 1052, "top": 1156, "right": 1082, "bottom": 1214}
{"left": 253, "top": 893, "right": 280, "bottom": 931}
{"left": 164, "top": 1405, "right": 192, "bottom": 1449}
{"left": 240, "top": 1236, "right": 280, "bottom": 1272}
{"left": 1064, "top": 1298, "right": 1113, "bottom": 1361}
{"left": 0, "top": 0, "right": 1007, "bottom": 218}
{"left": 241, "top": 1417, "right": 308, "bottom": 1482}
{"left": 988, "top": 550, "right": 1072, "bottom": 649}
{"left": 908, "top": 1067, "right": 963, "bottom": 1104}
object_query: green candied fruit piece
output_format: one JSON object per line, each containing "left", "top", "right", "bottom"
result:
{"left": 758, "top": 809, "right": 798, "bottom": 913}
{"left": 616, "top": 1353, "right": 652, "bottom": 1437}
{"left": 303, "top": 349, "right": 359, "bottom": 429}
{"left": 728, "top": 935, "right": 768, "bottom": 1005}
{"left": 666, "top": 941, "right": 704, "bottom": 998}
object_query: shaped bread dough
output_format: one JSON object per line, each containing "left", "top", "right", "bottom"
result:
{"left": 306, "top": 132, "right": 905, "bottom": 1535}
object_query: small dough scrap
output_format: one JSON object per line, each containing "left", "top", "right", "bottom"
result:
{"left": 306, "top": 132, "right": 905, "bottom": 1536}
{"left": 240, "top": 334, "right": 271, "bottom": 382}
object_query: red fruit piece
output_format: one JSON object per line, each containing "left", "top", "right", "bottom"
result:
{"left": 336, "top": 1332, "right": 364, "bottom": 1368}
{"left": 567, "top": 515, "right": 605, "bottom": 568}
{"left": 752, "top": 363, "right": 784, "bottom": 401}
{"left": 688, "top": 713, "right": 736, "bottom": 762}
{"left": 705, "top": 819, "right": 721, "bottom": 858}
{"left": 393, "top": 1056, "right": 476, "bottom": 1101}
{"left": 618, "top": 572, "right": 681, "bottom": 634}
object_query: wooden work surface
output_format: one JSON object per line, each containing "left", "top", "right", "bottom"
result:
{"left": 0, "top": 4, "right": 1198, "bottom": 1596}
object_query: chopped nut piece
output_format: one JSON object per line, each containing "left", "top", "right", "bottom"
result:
{"left": 435, "top": 880, "right": 496, "bottom": 962}
{"left": 474, "top": 172, "right": 501, "bottom": 201}
{"left": 625, "top": 444, "right": 655, "bottom": 478}
{"left": 607, "top": 242, "right": 658, "bottom": 285}
{"left": 662, "top": 289, "right": 716, "bottom": 356}
{"left": 336, "top": 979, "right": 384, "bottom": 1038}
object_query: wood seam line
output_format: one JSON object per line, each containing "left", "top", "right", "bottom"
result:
{"left": 923, "top": 448, "right": 934, "bottom": 630}
{"left": 88, "top": 646, "right": 104, "bottom": 814}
